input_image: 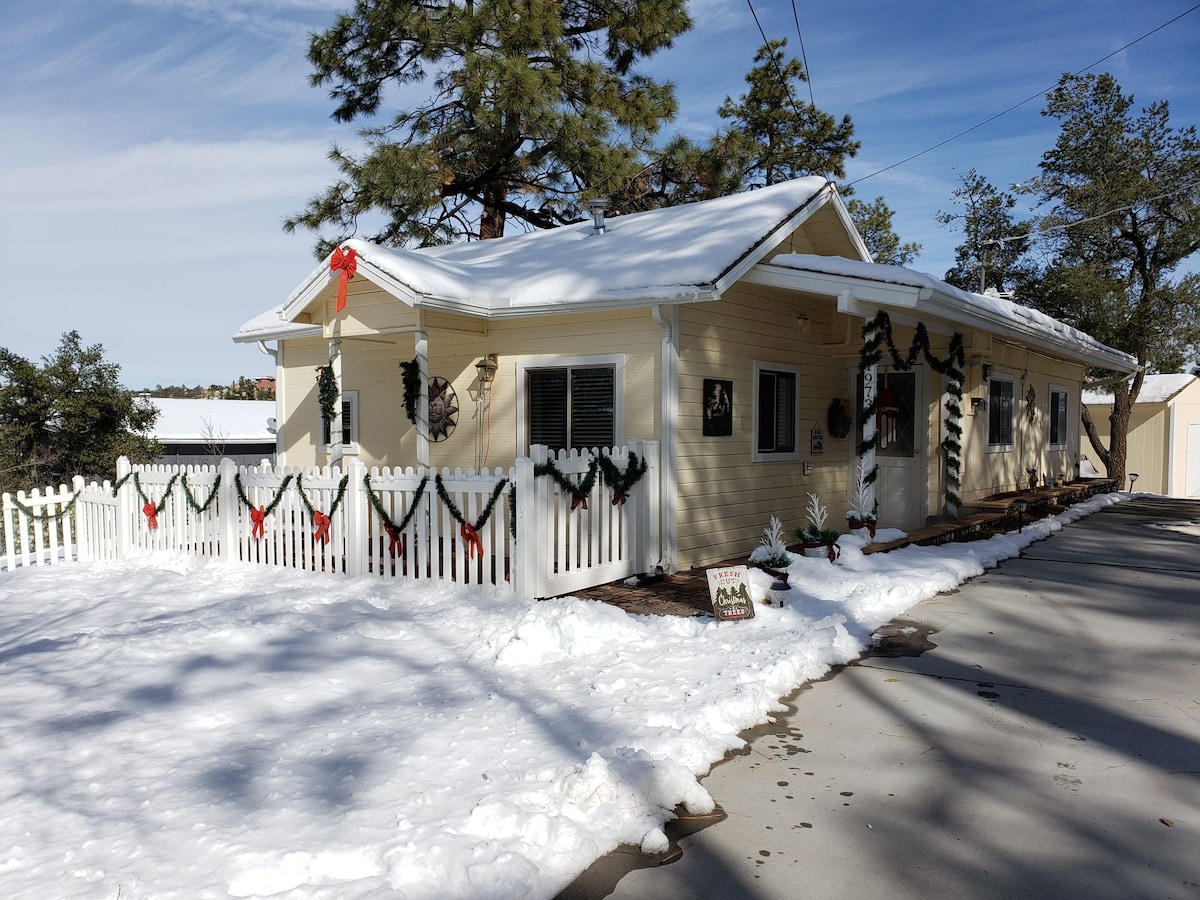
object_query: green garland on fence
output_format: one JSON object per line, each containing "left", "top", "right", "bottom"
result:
{"left": 316, "top": 364, "right": 338, "bottom": 422}
{"left": 435, "top": 473, "right": 509, "bottom": 533}
{"left": 5, "top": 490, "right": 79, "bottom": 522}
{"left": 180, "top": 474, "right": 221, "bottom": 514}
{"left": 295, "top": 472, "right": 350, "bottom": 519}
{"left": 533, "top": 452, "right": 647, "bottom": 508}
{"left": 534, "top": 458, "right": 599, "bottom": 507}
{"left": 399, "top": 358, "right": 421, "bottom": 425}
{"left": 363, "top": 474, "right": 429, "bottom": 534}
{"left": 234, "top": 472, "right": 294, "bottom": 516}
{"left": 857, "top": 310, "right": 965, "bottom": 512}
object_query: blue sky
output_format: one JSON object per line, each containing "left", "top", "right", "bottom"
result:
{"left": 1, "top": 0, "right": 1196, "bottom": 389}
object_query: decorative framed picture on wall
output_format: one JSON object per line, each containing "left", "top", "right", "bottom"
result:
{"left": 703, "top": 378, "right": 733, "bottom": 436}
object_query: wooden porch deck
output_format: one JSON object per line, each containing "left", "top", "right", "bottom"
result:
{"left": 565, "top": 478, "right": 1118, "bottom": 616}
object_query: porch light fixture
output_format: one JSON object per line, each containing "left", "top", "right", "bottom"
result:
{"left": 475, "top": 354, "right": 499, "bottom": 390}
{"left": 588, "top": 198, "right": 609, "bottom": 235}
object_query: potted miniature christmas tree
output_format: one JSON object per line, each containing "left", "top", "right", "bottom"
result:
{"left": 845, "top": 459, "right": 878, "bottom": 539}
{"left": 748, "top": 514, "right": 792, "bottom": 581}
{"left": 795, "top": 493, "right": 842, "bottom": 562}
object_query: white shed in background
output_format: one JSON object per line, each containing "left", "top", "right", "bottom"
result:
{"left": 148, "top": 398, "right": 278, "bottom": 467}
{"left": 1082, "top": 373, "right": 1200, "bottom": 496}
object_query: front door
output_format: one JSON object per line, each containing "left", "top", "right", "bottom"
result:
{"left": 863, "top": 367, "right": 927, "bottom": 529}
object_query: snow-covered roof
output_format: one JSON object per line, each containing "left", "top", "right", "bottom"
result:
{"left": 234, "top": 177, "right": 839, "bottom": 339}
{"left": 751, "top": 254, "right": 1138, "bottom": 374}
{"left": 149, "top": 398, "right": 276, "bottom": 444}
{"left": 1083, "top": 373, "right": 1197, "bottom": 406}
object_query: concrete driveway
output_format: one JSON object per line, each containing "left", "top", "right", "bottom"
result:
{"left": 560, "top": 496, "right": 1200, "bottom": 899}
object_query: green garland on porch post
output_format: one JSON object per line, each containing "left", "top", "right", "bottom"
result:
{"left": 315, "top": 364, "right": 338, "bottom": 423}
{"left": 857, "top": 310, "right": 965, "bottom": 513}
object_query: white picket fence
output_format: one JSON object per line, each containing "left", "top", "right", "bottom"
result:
{"left": 0, "top": 441, "right": 660, "bottom": 600}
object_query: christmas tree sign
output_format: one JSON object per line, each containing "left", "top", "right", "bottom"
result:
{"left": 705, "top": 566, "right": 755, "bottom": 621}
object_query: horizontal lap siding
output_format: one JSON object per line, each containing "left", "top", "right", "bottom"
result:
{"left": 676, "top": 284, "right": 855, "bottom": 569}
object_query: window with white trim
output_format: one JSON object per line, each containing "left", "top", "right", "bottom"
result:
{"left": 987, "top": 377, "right": 1014, "bottom": 450}
{"left": 526, "top": 364, "right": 616, "bottom": 452}
{"left": 1049, "top": 386, "right": 1069, "bottom": 449}
{"left": 319, "top": 390, "right": 358, "bottom": 453}
{"left": 753, "top": 362, "right": 799, "bottom": 461}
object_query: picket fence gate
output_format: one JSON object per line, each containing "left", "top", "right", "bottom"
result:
{"left": 0, "top": 441, "right": 660, "bottom": 600}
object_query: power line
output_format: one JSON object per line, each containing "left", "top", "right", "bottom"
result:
{"left": 743, "top": 0, "right": 809, "bottom": 123}
{"left": 846, "top": 2, "right": 1200, "bottom": 189}
{"left": 790, "top": 0, "right": 817, "bottom": 110}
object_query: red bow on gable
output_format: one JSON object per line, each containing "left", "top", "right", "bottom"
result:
{"left": 330, "top": 247, "right": 357, "bottom": 313}
{"left": 143, "top": 501, "right": 158, "bottom": 530}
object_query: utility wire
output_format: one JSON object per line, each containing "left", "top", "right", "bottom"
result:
{"left": 790, "top": 0, "right": 817, "bottom": 109}
{"left": 744, "top": 0, "right": 808, "bottom": 123}
{"left": 846, "top": 2, "right": 1200, "bottom": 189}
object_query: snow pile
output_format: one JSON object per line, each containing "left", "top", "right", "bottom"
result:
{"left": 0, "top": 493, "right": 1127, "bottom": 899}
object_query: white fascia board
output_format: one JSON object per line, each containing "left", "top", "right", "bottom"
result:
{"left": 918, "top": 292, "right": 1137, "bottom": 373}
{"left": 280, "top": 264, "right": 336, "bottom": 322}
{"left": 484, "top": 288, "right": 721, "bottom": 320}
{"left": 746, "top": 262, "right": 924, "bottom": 307}
{"left": 232, "top": 323, "right": 323, "bottom": 344}
{"left": 712, "top": 183, "right": 840, "bottom": 294}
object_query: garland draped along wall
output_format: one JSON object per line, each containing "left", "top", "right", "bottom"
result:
{"left": 857, "top": 311, "right": 965, "bottom": 514}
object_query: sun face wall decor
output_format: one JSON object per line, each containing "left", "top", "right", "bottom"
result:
{"left": 427, "top": 376, "right": 459, "bottom": 442}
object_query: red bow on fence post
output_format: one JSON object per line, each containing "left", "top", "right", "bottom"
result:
{"left": 384, "top": 523, "right": 402, "bottom": 557}
{"left": 460, "top": 523, "right": 483, "bottom": 560}
{"left": 330, "top": 247, "right": 357, "bottom": 313}
{"left": 312, "top": 511, "right": 331, "bottom": 544}
{"left": 143, "top": 501, "right": 158, "bottom": 530}
{"left": 249, "top": 506, "right": 265, "bottom": 539}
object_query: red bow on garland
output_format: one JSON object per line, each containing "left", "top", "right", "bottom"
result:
{"left": 384, "top": 523, "right": 402, "bottom": 557}
{"left": 330, "top": 247, "right": 357, "bottom": 313}
{"left": 249, "top": 506, "right": 265, "bottom": 539}
{"left": 460, "top": 523, "right": 484, "bottom": 559}
{"left": 312, "top": 510, "right": 331, "bottom": 544}
{"left": 611, "top": 490, "right": 628, "bottom": 506}
{"left": 143, "top": 501, "right": 158, "bottom": 530}
{"left": 571, "top": 495, "right": 588, "bottom": 511}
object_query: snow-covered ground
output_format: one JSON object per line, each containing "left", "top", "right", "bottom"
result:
{"left": 0, "top": 494, "right": 1129, "bottom": 899}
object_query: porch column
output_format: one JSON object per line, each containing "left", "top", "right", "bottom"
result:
{"left": 861, "top": 360, "right": 878, "bottom": 515}
{"left": 415, "top": 331, "right": 429, "bottom": 467}
{"left": 328, "top": 339, "right": 343, "bottom": 467}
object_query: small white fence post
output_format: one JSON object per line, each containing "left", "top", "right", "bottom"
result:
{"left": 628, "top": 439, "right": 661, "bottom": 574}
{"left": 71, "top": 475, "right": 88, "bottom": 563}
{"left": 511, "top": 453, "right": 537, "bottom": 599}
{"left": 115, "top": 456, "right": 133, "bottom": 560}
{"left": 219, "top": 458, "right": 239, "bottom": 561}
{"left": 345, "top": 459, "right": 367, "bottom": 577}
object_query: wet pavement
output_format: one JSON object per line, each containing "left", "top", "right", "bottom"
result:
{"left": 558, "top": 496, "right": 1200, "bottom": 899}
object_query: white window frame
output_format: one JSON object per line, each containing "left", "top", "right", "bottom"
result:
{"left": 319, "top": 389, "right": 358, "bottom": 454}
{"left": 1048, "top": 384, "right": 1070, "bottom": 450}
{"left": 752, "top": 361, "right": 800, "bottom": 463}
{"left": 986, "top": 376, "right": 1015, "bottom": 452}
{"left": 516, "top": 354, "right": 624, "bottom": 454}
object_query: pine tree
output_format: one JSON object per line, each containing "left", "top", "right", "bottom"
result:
{"left": 1023, "top": 73, "right": 1200, "bottom": 486}
{"left": 715, "top": 39, "right": 859, "bottom": 187}
{"left": 0, "top": 332, "right": 159, "bottom": 493}
{"left": 285, "top": 0, "right": 691, "bottom": 254}
{"left": 847, "top": 196, "right": 921, "bottom": 266}
{"left": 935, "top": 168, "right": 1034, "bottom": 294}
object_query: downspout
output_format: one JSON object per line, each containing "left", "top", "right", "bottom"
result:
{"left": 257, "top": 340, "right": 283, "bottom": 466}
{"left": 652, "top": 304, "right": 678, "bottom": 573}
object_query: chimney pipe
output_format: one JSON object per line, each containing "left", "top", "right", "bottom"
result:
{"left": 588, "top": 198, "right": 609, "bottom": 235}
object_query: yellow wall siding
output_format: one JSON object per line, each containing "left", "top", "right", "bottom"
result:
{"left": 675, "top": 283, "right": 855, "bottom": 569}
{"left": 277, "top": 337, "right": 328, "bottom": 467}
{"left": 958, "top": 342, "right": 1084, "bottom": 500}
